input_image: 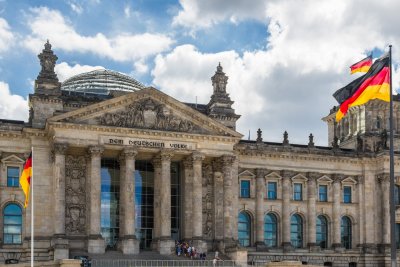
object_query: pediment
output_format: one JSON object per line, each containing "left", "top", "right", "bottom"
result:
{"left": 341, "top": 177, "right": 357, "bottom": 185}
{"left": 239, "top": 170, "right": 256, "bottom": 178}
{"left": 291, "top": 174, "right": 308, "bottom": 183}
{"left": 265, "top": 171, "right": 282, "bottom": 180}
{"left": 317, "top": 175, "right": 333, "bottom": 184}
{"left": 1, "top": 155, "right": 25, "bottom": 164}
{"left": 49, "top": 87, "right": 242, "bottom": 138}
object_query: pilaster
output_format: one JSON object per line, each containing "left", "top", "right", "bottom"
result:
{"left": 87, "top": 145, "right": 105, "bottom": 254}
{"left": 281, "top": 171, "right": 292, "bottom": 251}
{"left": 52, "top": 142, "right": 69, "bottom": 260}
{"left": 332, "top": 177, "right": 342, "bottom": 250}
{"left": 255, "top": 169, "right": 266, "bottom": 249}
{"left": 221, "top": 154, "right": 236, "bottom": 249}
{"left": 182, "top": 158, "right": 193, "bottom": 240}
{"left": 307, "top": 176, "right": 317, "bottom": 250}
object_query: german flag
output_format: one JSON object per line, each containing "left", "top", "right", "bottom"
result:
{"left": 19, "top": 153, "right": 32, "bottom": 208}
{"left": 334, "top": 54, "right": 390, "bottom": 122}
{"left": 350, "top": 55, "right": 373, "bottom": 74}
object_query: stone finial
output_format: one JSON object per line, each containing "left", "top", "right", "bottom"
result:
{"left": 283, "top": 131, "right": 289, "bottom": 146}
{"left": 308, "top": 133, "right": 314, "bottom": 148}
{"left": 211, "top": 63, "right": 228, "bottom": 94}
{"left": 35, "top": 40, "right": 61, "bottom": 94}
{"left": 332, "top": 135, "right": 339, "bottom": 149}
{"left": 256, "top": 128, "right": 263, "bottom": 143}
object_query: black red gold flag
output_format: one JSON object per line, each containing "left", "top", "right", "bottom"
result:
{"left": 350, "top": 55, "right": 373, "bottom": 74}
{"left": 334, "top": 54, "right": 390, "bottom": 122}
{"left": 19, "top": 153, "right": 32, "bottom": 208}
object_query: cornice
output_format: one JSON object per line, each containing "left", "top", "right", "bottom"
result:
{"left": 48, "top": 121, "right": 241, "bottom": 143}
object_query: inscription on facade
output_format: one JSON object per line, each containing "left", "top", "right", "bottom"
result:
{"left": 102, "top": 136, "right": 194, "bottom": 150}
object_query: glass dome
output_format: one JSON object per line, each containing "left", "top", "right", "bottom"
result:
{"left": 61, "top": 69, "right": 145, "bottom": 95}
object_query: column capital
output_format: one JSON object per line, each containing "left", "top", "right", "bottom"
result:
{"left": 53, "top": 143, "right": 68, "bottom": 155}
{"left": 221, "top": 154, "right": 235, "bottom": 165}
{"left": 88, "top": 145, "right": 104, "bottom": 156}
{"left": 192, "top": 152, "right": 205, "bottom": 162}
{"left": 123, "top": 147, "right": 138, "bottom": 159}
{"left": 182, "top": 157, "right": 193, "bottom": 169}
{"left": 256, "top": 168, "right": 266, "bottom": 179}
{"left": 159, "top": 149, "right": 173, "bottom": 162}
{"left": 377, "top": 173, "right": 389, "bottom": 184}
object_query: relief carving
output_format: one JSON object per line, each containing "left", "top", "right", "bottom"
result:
{"left": 98, "top": 98, "right": 198, "bottom": 132}
{"left": 65, "top": 155, "right": 86, "bottom": 235}
{"left": 202, "top": 163, "right": 214, "bottom": 239}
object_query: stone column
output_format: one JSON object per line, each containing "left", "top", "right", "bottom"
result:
{"left": 255, "top": 169, "right": 265, "bottom": 248}
{"left": 381, "top": 175, "right": 390, "bottom": 246}
{"left": 159, "top": 150, "right": 174, "bottom": 255}
{"left": 88, "top": 145, "right": 105, "bottom": 254}
{"left": 182, "top": 158, "right": 193, "bottom": 240}
{"left": 151, "top": 156, "right": 162, "bottom": 250}
{"left": 307, "top": 177, "right": 317, "bottom": 249}
{"left": 120, "top": 147, "right": 139, "bottom": 254}
{"left": 53, "top": 143, "right": 69, "bottom": 260}
{"left": 222, "top": 155, "right": 235, "bottom": 248}
{"left": 231, "top": 157, "right": 239, "bottom": 242}
{"left": 192, "top": 152, "right": 206, "bottom": 251}
{"left": 282, "top": 172, "right": 292, "bottom": 251}
{"left": 332, "top": 178, "right": 342, "bottom": 249}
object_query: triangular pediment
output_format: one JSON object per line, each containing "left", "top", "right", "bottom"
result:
{"left": 1, "top": 155, "right": 25, "bottom": 164}
{"left": 49, "top": 87, "right": 242, "bottom": 138}
{"left": 239, "top": 170, "right": 256, "bottom": 178}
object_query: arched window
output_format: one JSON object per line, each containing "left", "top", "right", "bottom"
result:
{"left": 3, "top": 203, "right": 22, "bottom": 244}
{"left": 316, "top": 215, "right": 328, "bottom": 248}
{"left": 238, "top": 212, "right": 251, "bottom": 247}
{"left": 395, "top": 185, "right": 400, "bottom": 205}
{"left": 290, "top": 214, "right": 303, "bottom": 248}
{"left": 264, "top": 213, "right": 278, "bottom": 247}
{"left": 341, "top": 216, "right": 352, "bottom": 249}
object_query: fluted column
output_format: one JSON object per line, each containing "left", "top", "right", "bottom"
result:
{"left": 53, "top": 143, "right": 68, "bottom": 236}
{"left": 381, "top": 175, "right": 390, "bottom": 245}
{"left": 152, "top": 156, "right": 162, "bottom": 250}
{"left": 282, "top": 173, "right": 292, "bottom": 250}
{"left": 88, "top": 145, "right": 105, "bottom": 254}
{"left": 53, "top": 143, "right": 69, "bottom": 260}
{"left": 158, "top": 150, "right": 174, "bottom": 254}
{"left": 307, "top": 177, "right": 317, "bottom": 248}
{"left": 332, "top": 178, "right": 341, "bottom": 249}
{"left": 255, "top": 169, "right": 265, "bottom": 246}
{"left": 182, "top": 158, "right": 193, "bottom": 240}
{"left": 120, "top": 147, "right": 139, "bottom": 254}
{"left": 222, "top": 155, "right": 235, "bottom": 244}
{"left": 192, "top": 152, "right": 205, "bottom": 238}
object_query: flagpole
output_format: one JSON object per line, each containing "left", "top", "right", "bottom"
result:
{"left": 389, "top": 45, "right": 397, "bottom": 267}
{"left": 31, "top": 147, "right": 34, "bottom": 267}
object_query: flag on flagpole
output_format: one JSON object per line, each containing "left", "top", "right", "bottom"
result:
{"left": 19, "top": 152, "right": 32, "bottom": 208}
{"left": 350, "top": 55, "right": 373, "bottom": 74}
{"left": 334, "top": 53, "right": 390, "bottom": 122}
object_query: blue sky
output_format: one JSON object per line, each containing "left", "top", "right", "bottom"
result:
{"left": 0, "top": 0, "right": 399, "bottom": 145}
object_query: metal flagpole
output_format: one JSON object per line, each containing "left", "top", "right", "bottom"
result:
{"left": 31, "top": 147, "right": 34, "bottom": 267}
{"left": 389, "top": 45, "right": 397, "bottom": 267}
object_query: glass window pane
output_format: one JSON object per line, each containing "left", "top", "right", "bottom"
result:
{"left": 264, "top": 213, "right": 277, "bottom": 247}
{"left": 343, "top": 186, "right": 352, "bottom": 203}
{"left": 294, "top": 184, "right": 302, "bottom": 201}
{"left": 319, "top": 185, "right": 328, "bottom": 202}
{"left": 3, "top": 203, "right": 22, "bottom": 244}
{"left": 268, "top": 182, "right": 277, "bottom": 200}
{"left": 290, "top": 214, "right": 303, "bottom": 248}
{"left": 238, "top": 212, "right": 251, "bottom": 247}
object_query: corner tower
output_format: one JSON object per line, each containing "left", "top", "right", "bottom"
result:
{"left": 207, "top": 63, "right": 240, "bottom": 130}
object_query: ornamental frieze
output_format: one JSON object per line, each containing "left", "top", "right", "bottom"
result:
{"left": 98, "top": 98, "right": 201, "bottom": 133}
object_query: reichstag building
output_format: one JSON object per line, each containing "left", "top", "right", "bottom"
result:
{"left": 0, "top": 41, "right": 399, "bottom": 267}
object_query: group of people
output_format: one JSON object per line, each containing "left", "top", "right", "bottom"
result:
{"left": 174, "top": 241, "right": 207, "bottom": 260}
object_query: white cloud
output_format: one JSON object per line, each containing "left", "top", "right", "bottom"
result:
{"left": 0, "top": 82, "right": 28, "bottom": 121}
{"left": 154, "top": 0, "right": 400, "bottom": 145}
{"left": 55, "top": 62, "right": 105, "bottom": 82}
{"left": 68, "top": 1, "right": 83, "bottom": 14}
{"left": 134, "top": 60, "right": 149, "bottom": 74}
{"left": 124, "top": 5, "right": 131, "bottom": 18}
{"left": 172, "top": 0, "right": 268, "bottom": 30}
{"left": 23, "top": 7, "right": 174, "bottom": 63}
{"left": 0, "top": 17, "right": 14, "bottom": 53}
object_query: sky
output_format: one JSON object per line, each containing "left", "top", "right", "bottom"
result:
{"left": 0, "top": 0, "right": 400, "bottom": 146}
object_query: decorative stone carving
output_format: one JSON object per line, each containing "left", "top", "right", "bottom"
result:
{"left": 202, "top": 163, "right": 214, "bottom": 239}
{"left": 65, "top": 155, "right": 87, "bottom": 235}
{"left": 53, "top": 143, "right": 68, "bottom": 155}
{"left": 98, "top": 98, "right": 196, "bottom": 132}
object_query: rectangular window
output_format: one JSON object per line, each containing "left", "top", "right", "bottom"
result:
{"left": 293, "top": 183, "right": 302, "bottom": 201}
{"left": 343, "top": 186, "right": 352, "bottom": 203}
{"left": 319, "top": 185, "right": 328, "bottom": 202}
{"left": 7, "top": 167, "right": 20, "bottom": 187}
{"left": 240, "top": 180, "right": 250, "bottom": 198}
{"left": 267, "top": 182, "right": 277, "bottom": 200}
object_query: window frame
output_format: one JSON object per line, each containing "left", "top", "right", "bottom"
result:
{"left": 238, "top": 211, "right": 251, "bottom": 247}
{"left": 316, "top": 215, "right": 328, "bottom": 249}
{"left": 341, "top": 216, "right": 352, "bottom": 249}
{"left": 264, "top": 213, "right": 278, "bottom": 247}
{"left": 318, "top": 185, "right": 328, "bottom": 202}
{"left": 3, "top": 203, "right": 23, "bottom": 245}
{"left": 267, "top": 181, "right": 277, "bottom": 200}
{"left": 7, "top": 166, "right": 20, "bottom": 188}
{"left": 290, "top": 214, "right": 303, "bottom": 248}
{"left": 293, "top": 183, "right": 303, "bottom": 201}
{"left": 343, "top": 186, "right": 352, "bottom": 204}
{"left": 240, "top": 180, "right": 251, "bottom": 198}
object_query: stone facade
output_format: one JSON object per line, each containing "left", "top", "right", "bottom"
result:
{"left": 0, "top": 42, "right": 399, "bottom": 267}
